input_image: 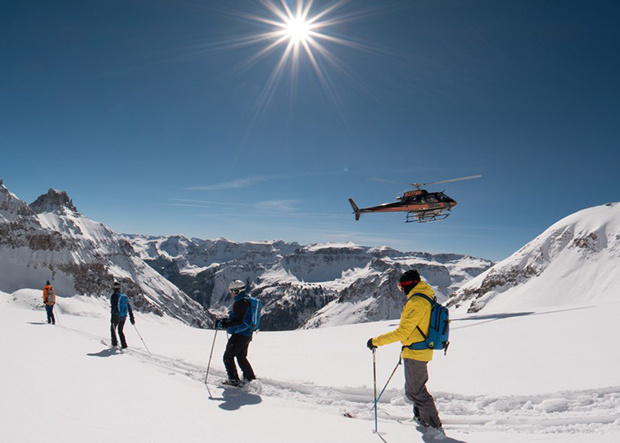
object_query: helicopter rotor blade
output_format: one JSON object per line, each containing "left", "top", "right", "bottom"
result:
{"left": 411, "top": 174, "right": 482, "bottom": 188}
{"left": 368, "top": 177, "right": 401, "bottom": 185}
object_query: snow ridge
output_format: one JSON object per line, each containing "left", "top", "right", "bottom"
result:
{"left": 449, "top": 202, "right": 620, "bottom": 313}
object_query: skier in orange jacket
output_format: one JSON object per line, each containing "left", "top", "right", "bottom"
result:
{"left": 43, "top": 281, "right": 56, "bottom": 325}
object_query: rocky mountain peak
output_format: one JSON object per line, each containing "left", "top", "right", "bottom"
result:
{"left": 0, "top": 179, "right": 36, "bottom": 219}
{"left": 30, "top": 189, "right": 78, "bottom": 214}
{"left": 1, "top": 184, "right": 208, "bottom": 327}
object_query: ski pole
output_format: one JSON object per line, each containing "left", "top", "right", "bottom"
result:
{"left": 374, "top": 353, "right": 402, "bottom": 407}
{"left": 132, "top": 323, "right": 152, "bottom": 355}
{"left": 53, "top": 302, "right": 60, "bottom": 326}
{"left": 372, "top": 348, "right": 378, "bottom": 433}
{"left": 204, "top": 327, "right": 218, "bottom": 385}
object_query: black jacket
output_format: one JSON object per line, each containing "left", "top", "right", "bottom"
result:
{"left": 220, "top": 294, "right": 251, "bottom": 336}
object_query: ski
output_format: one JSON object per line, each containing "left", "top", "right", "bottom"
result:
{"left": 415, "top": 424, "right": 447, "bottom": 441}
{"left": 100, "top": 339, "right": 125, "bottom": 352}
{"left": 101, "top": 339, "right": 116, "bottom": 348}
{"left": 220, "top": 379, "right": 247, "bottom": 388}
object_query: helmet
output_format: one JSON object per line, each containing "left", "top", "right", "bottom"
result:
{"left": 228, "top": 280, "right": 246, "bottom": 293}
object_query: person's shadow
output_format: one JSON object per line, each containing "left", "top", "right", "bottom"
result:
{"left": 416, "top": 425, "right": 468, "bottom": 443}
{"left": 210, "top": 386, "right": 262, "bottom": 411}
{"left": 87, "top": 348, "right": 118, "bottom": 358}
{"left": 422, "top": 433, "right": 467, "bottom": 443}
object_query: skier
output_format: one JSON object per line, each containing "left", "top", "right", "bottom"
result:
{"left": 110, "top": 282, "right": 135, "bottom": 349}
{"left": 216, "top": 280, "right": 257, "bottom": 387}
{"left": 43, "top": 281, "right": 56, "bottom": 325}
{"left": 367, "top": 269, "right": 445, "bottom": 438}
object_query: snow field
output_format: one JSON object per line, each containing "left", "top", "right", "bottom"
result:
{"left": 1, "top": 289, "right": 620, "bottom": 442}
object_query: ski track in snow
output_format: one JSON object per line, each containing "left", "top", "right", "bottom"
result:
{"left": 61, "top": 324, "right": 620, "bottom": 438}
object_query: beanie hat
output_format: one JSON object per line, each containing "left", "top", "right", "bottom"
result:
{"left": 398, "top": 270, "right": 421, "bottom": 293}
{"left": 46, "top": 281, "right": 50, "bottom": 285}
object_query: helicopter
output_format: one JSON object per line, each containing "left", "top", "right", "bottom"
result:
{"left": 348, "top": 175, "right": 481, "bottom": 223}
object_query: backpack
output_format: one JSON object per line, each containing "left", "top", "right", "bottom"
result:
{"left": 245, "top": 296, "right": 262, "bottom": 331}
{"left": 117, "top": 293, "right": 129, "bottom": 317}
{"left": 45, "top": 287, "right": 55, "bottom": 305}
{"left": 407, "top": 293, "right": 450, "bottom": 355}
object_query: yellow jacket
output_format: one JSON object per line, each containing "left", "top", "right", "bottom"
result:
{"left": 372, "top": 281, "right": 435, "bottom": 362}
{"left": 43, "top": 285, "right": 55, "bottom": 305}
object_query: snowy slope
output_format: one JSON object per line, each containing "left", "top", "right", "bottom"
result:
{"left": 449, "top": 202, "right": 620, "bottom": 313}
{"left": 2, "top": 288, "right": 619, "bottom": 442}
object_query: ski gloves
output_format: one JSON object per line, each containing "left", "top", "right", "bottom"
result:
{"left": 367, "top": 338, "right": 377, "bottom": 350}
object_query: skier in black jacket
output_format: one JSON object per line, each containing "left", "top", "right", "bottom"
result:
{"left": 217, "top": 280, "right": 256, "bottom": 386}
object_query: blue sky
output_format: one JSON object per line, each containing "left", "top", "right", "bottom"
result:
{"left": 1, "top": 0, "right": 619, "bottom": 261}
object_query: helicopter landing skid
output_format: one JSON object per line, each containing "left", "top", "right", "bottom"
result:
{"left": 406, "top": 211, "right": 450, "bottom": 223}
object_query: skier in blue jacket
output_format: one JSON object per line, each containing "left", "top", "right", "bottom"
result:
{"left": 110, "top": 281, "right": 135, "bottom": 349}
{"left": 217, "top": 280, "right": 257, "bottom": 386}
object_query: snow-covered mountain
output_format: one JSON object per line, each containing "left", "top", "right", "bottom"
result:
{"left": 448, "top": 202, "right": 620, "bottom": 313}
{"left": 127, "top": 235, "right": 493, "bottom": 330}
{"left": 0, "top": 180, "right": 207, "bottom": 326}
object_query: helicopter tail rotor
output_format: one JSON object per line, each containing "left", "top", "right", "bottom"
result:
{"left": 348, "top": 198, "right": 361, "bottom": 221}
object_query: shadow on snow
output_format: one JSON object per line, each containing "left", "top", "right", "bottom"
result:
{"left": 208, "top": 386, "right": 262, "bottom": 411}
{"left": 452, "top": 306, "right": 596, "bottom": 330}
{"left": 87, "top": 347, "right": 119, "bottom": 358}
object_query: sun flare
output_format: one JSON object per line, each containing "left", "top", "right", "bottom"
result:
{"left": 217, "top": 0, "right": 371, "bottom": 114}
{"left": 284, "top": 15, "right": 313, "bottom": 44}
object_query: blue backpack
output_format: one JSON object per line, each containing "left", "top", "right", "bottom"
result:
{"left": 407, "top": 293, "right": 450, "bottom": 355}
{"left": 117, "top": 293, "right": 129, "bottom": 317}
{"left": 246, "top": 296, "right": 262, "bottom": 331}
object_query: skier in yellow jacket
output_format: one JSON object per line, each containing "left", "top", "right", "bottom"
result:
{"left": 367, "top": 270, "right": 443, "bottom": 434}
{"left": 43, "top": 281, "right": 56, "bottom": 325}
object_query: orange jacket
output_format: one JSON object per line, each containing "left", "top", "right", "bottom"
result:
{"left": 43, "top": 285, "right": 56, "bottom": 305}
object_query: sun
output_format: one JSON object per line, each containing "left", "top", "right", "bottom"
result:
{"left": 264, "top": 0, "right": 323, "bottom": 51}
{"left": 212, "top": 0, "right": 372, "bottom": 115}
{"left": 284, "top": 15, "right": 313, "bottom": 45}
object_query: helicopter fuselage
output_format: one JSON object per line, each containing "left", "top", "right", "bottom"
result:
{"left": 348, "top": 174, "right": 479, "bottom": 223}
{"left": 348, "top": 190, "right": 457, "bottom": 222}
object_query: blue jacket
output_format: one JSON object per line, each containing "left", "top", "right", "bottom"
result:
{"left": 223, "top": 292, "right": 253, "bottom": 337}
{"left": 110, "top": 291, "right": 134, "bottom": 320}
